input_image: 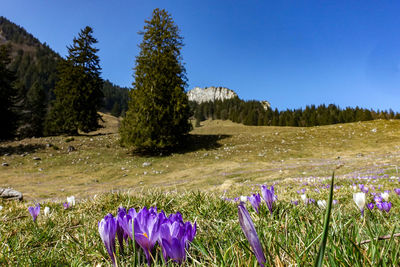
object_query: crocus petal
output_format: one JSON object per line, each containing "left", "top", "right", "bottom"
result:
{"left": 238, "top": 203, "right": 266, "bottom": 267}
{"left": 162, "top": 237, "right": 186, "bottom": 264}
{"left": 98, "top": 214, "right": 117, "bottom": 265}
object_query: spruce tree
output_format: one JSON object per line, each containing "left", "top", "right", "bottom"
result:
{"left": 45, "top": 26, "right": 103, "bottom": 135}
{"left": 22, "top": 81, "right": 46, "bottom": 137}
{"left": 120, "top": 8, "right": 192, "bottom": 151}
{"left": 0, "top": 44, "right": 18, "bottom": 140}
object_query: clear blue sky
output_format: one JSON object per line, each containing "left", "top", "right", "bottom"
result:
{"left": 3, "top": 0, "right": 400, "bottom": 111}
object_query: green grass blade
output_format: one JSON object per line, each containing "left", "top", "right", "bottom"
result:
{"left": 313, "top": 172, "right": 335, "bottom": 267}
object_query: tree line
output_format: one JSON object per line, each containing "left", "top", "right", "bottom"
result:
{"left": 0, "top": 16, "right": 129, "bottom": 139}
{"left": 191, "top": 98, "right": 399, "bottom": 127}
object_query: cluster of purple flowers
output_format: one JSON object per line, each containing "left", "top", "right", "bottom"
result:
{"left": 98, "top": 206, "right": 196, "bottom": 266}
{"left": 224, "top": 185, "right": 277, "bottom": 215}
{"left": 367, "top": 194, "right": 392, "bottom": 212}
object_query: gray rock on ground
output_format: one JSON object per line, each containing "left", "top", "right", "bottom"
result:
{"left": 67, "top": 146, "right": 76, "bottom": 152}
{"left": 0, "top": 188, "right": 23, "bottom": 200}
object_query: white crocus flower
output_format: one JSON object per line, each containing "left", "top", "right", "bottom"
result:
{"left": 0, "top": 205, "right": 3, "bottom": 211}
{"left": 301, "top": 194, "right": 307, "bottom": 203}
{"left": 44, "top": 206, "right": 50, "bottom": 216}
{"left": 317, "top": 200, "right": 327, "bottom": 208}
{"left": 353, "top": 192, "right": 366, "bottom": 216}
{"left": 240, "top": 195, "right": 247, "bottom": 202}
{"left": 67, "top": 196, "right": 75, "bottom": 206}
{"left": 381, "top": 192, "right": 389, "bottom": 201}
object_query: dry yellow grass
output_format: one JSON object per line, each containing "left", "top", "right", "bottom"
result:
{"left": 1, "top": 113, "right": 400, "bottom": 201}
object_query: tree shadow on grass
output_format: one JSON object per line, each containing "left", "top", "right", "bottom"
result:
{"left": 131, "top": 134, "right": 231, "bottom": 157}
{"left": 176, "top": 134, "right": 231, "bottom": 154}
{"left": 0, "top": 144, "right": 46, "bottom": 156}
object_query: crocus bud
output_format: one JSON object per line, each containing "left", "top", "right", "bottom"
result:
{"left": 98, "top": 214, "right": 117, "bottom": 265}
{"left": 44, "top": 206, "right": 50, "bottom": 216}
{"left": 381, "top": 192, "right": 389, "bottom": 201}
{"left": 240, "top": 195, "right": 247, "bottom": 202}
{"left": 301, "top": 194, "right": 307, "bottom": 203}
{"left": 28, "top": 204, "right": 40, "bottom": 222}
{"left": 67, "top": 196, "right": 75, "bottom": 206}
{"left": 238, "top": 203, "right": 266, "bottom": 267}
{"left": 317, "top": 200, "right": 327, "bottom": 208}
{"left": 353, "top": 192, "right": 366, "bottom": 217}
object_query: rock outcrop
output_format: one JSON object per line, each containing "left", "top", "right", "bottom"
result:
{"left": 0, "top": 188, "right": 23, "bottom": 200}
{"left": 187, "top": 87, "right": 237, "bottom": 103}
{"left": 260, "top": 100, "right": 271, "bottom": 110}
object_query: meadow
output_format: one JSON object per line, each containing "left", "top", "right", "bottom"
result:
{"left": 1, "top": 115, "right": 400, "bottom": 265}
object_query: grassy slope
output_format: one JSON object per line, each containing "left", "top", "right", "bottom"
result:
{"left": 1, "top": 116, "right": 400, "bottom": 265}
{"left": 1, "top": 115, "right": 400, "bottom": 200}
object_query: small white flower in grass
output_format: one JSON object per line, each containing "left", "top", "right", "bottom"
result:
{"left": 240, "top": 195, "right": 247, "bottom": 202}
{"left": 0, "top": 205, "right": 3, "bottom": 211}
{"left": 44, "top": 207, "right": 50, "bottom": 216}
{"left": 67, "top": 196, "right": 75, "bottom": 206}
{"left": 353, "top": 192, "right": 366, "bottom": 216}
{"left": 301, "top": 194, "right": 307, "bottom": 203}
{"left": 317, "top": 200, "right": 327, "bottom": 208}
{"left": 381, "top": 192, "right": 389, "bottom": 201}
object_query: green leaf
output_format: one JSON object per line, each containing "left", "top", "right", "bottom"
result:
{"left": 313, "top": 172, "right": 335, "bottom": 267}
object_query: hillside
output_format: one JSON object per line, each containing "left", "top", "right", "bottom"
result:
{"left": 1, "top": 119, "right": 400, "bottom": 200}
{"left": 0, "top": 16, "right": 130, "bottom": 136}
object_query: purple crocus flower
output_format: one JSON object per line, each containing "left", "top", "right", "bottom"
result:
{"left": 308, "top": 198, "right": 316, "bottom": 205}
{"left": 28, "top": 204, "right": 40, "bottom": 222}
{"left": 248, "top": 193, "right": 262, "bottom": 213}
{"left": 261, "top": 185, "right": 276, "bottom": 215}
{"left": 377, "top": 202, "right": 392, "bottom": 213}
{"left": 116, "top": 207, "right": 129, "bottom": 252}
{"left": 184, "top": 220, "right": 197, "bottom": 246}
{"left": 291, "top": 200, "right": 299, "bottom": 206}
{"left": 238, "top": 203, "right": 266, "bottom": 267}
{"left": 394, "top": 188, "right": 400, "bottom": 196}
{"left": 63, "top": 202, "right": 70, "bottom": 209}
{"left": 117, "top": 207, "right": 137, "bottom": 240}
{"left": 159, "top": 211, "right": 197, "bottom": 263}
{"left": 374, "top": 195, "right": 383, "bottom": 204}
{"left": 134, "top": 207, "right": 162, "bottom": 265}
{"left": 159, "top": 220, "right": 187, "bottom": 264}
{"left": 98, "top": 213, "right": 117, "bottom": 266}
{"left": 367, "top": 203, "right": 374, "bottom": 210}
{"left": 167, "top": 211, "right": 183, "bottom": 223}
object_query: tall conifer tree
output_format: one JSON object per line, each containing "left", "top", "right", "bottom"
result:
{"left": 0, "top": 44, "right": 18, "bottom": 140}
{"left": 45, "top": 26, "right": 103, "bottom": 135}
{"left": 120, "top": 8, "right": 192, "bottom": 151}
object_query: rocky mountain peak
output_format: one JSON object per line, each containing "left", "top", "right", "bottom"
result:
{"left": 187, "top": 86, "right": 237, "bottom": 103}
